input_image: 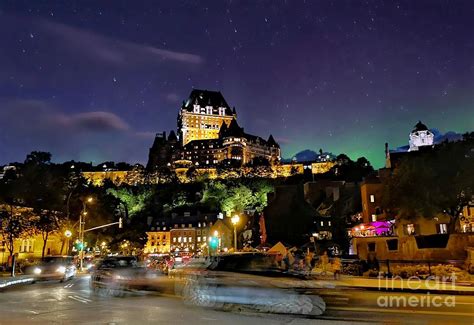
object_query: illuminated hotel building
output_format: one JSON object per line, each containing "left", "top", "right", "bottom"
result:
{"left": 147, "top": 89, "right": 280, "bottom": 169}
{"left": 178, "top": 89, "right": 236, "bottom": 146}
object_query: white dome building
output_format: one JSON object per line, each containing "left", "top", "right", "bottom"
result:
{"left": 408, "top": 121, "right": 434, "bottom": 151}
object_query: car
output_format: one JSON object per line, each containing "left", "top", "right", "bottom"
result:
{"left": 26, "top": 256, "right": 77, "bottom": 282}
{"left": 171, "top": 253, "right": 326, "bottom": 316}
{"left": 90, "top": 256, "right": 158, "bottom": 296}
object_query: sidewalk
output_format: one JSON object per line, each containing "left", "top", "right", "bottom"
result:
{"left": 0, "top": 275, "right": 34, "bottom": 289}
{"left": 337, "top": 276, "right": 474, "bottom": 294}
{"left": 272, "top": 272, "right": 474, "bottom": 294}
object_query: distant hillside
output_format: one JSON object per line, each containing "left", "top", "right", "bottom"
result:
{"left": 282, "top": 149, "right": 335, "bottom": 163}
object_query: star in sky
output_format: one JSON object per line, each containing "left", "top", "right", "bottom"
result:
{"left": 0, "top": 0, "right": 472, "bottom": 167}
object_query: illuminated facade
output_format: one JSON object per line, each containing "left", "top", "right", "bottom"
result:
{"left": 178, "top": 89, "right": 236, "bottom": 146}
{"left": 182, "top": 118, "right": 281, "bottom": 166}
{"left": 144, "top": 231, "right": 170, "bottom": 254}
{"left": 408, "top": 121, "right": 434, "bottom": 151}
{"left": 147, "top": 89, "right": 281, "bottom": 169}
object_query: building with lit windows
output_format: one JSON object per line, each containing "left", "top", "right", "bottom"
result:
{"left": 178, "top": 89, "right": 236, "bottom": 146}
{"left": 145, "top": 212, "right": 217, "bottom": 254}
{"left": 147, "top": 89, "right": 281, "bottom": 170}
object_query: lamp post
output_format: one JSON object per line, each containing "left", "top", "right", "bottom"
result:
{"left": 79, "top": 197, "right": 93, "bottom": 271}
{"left": 64, "top": 230, "right": 72, "bottom": 255}
{"left": 231, "top": 215, "right": 240, "bottom": 252}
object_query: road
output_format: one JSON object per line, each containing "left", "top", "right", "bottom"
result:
{"left": 0, "top": 275, "right": 472, "bottom": 324}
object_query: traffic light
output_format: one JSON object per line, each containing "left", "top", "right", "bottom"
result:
{"left": 74, "top": 241, "right": 84, "bottom": 251}
{"left": 119, "top": 217, "right": 123, "bottom": 228}
{"left": 209, "top": 237, "right": 218, "bottom": 249}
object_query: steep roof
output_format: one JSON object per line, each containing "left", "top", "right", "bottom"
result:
{"left": 412, "top": 121, "right": 429, "bottom": 132}
{"left": 225, "top": 118, "right": 245, "bottom": 137}
{"left": 168, "top": 130, "right": 177, "bottom": 142}
{"left": 219, "top": 119, "right": 279, "bottom": 148}
{"left": 267, "top": 134, "right": 279, "bottom": 148}
{"left": 181, "top": 89, "right": 233, "bottom": 115}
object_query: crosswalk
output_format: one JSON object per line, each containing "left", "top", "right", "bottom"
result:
{"left": 67, "top": 295, "right": 92, "bottom": 304}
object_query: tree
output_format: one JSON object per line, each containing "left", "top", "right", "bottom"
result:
{"left": 106, "top": 187, "right": 152, "bottom": 220}
{"left": 24, "top": 151, "right": 52, "bottom": 165}
{"left": 17, "top": 152, "right": 66, "bottom": 258}
{"left": 383, "top": 134, "right": 474, "bottom": 232}
{"left": 33, "top": 210, "right": 62, "bottom": 259}
{"left": 201, "top": 180, "right": 274, "bottom": 215}
{"left": 0, "top": 207, "right": 33, "bottom": 257}
{"left": 331, "top": 155, "right": 374, "bottom": 182}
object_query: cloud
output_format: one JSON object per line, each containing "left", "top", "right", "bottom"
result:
{"left": 0, "top": 14, "right": 203, "bottom": 88}
{"left": 0, "top": 99, "right": 150, "bottom": 164}
{"left": 55, "top": 111, "right": 130, "bottom": 132}
{"left": 40, "top": 19, "right": 203, "bottom": 66}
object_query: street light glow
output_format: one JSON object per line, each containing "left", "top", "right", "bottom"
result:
{"left": 231, "top": 215, "right": 240, "bottom": 225}
{"left": 64, "top": 230, "right": 72, "bottom": 238}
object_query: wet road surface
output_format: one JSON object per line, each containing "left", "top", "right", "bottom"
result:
{"left": 0, "top": 275, "right": 472, "bottom": 324}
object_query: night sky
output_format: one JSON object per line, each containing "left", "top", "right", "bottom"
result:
{"left": 1, "top": 1, "right": 473, "bottom": 168}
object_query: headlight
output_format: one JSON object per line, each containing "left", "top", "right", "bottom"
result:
{"left": 114, "top": 275, "right": 130, "bottom": 280}
{"left": 56, "top": 266, "right": 66, "bottom": 273}
{"left": 33, "top": 267, "right": 42, "bottom": 275}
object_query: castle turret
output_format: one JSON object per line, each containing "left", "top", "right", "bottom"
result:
{"left": 409, "top": 121, "right": 434, "bottom": 151}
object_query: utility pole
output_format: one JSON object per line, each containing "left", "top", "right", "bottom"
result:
{"left": 79, "top": 197, "right": 93, "bottom": 271}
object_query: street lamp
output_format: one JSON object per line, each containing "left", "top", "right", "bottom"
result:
{"left": 79, "top": 196, "right": 93, "bottom": 271}
{"left": 64, "top": 230, "right": 72, "bottom": 255}
{"left": 231, "top": 215, "right": 240, "bottom": 251}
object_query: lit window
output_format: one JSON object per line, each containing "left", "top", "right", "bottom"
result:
{"left": 320, "top": 221, "right": 324, "bottom": 227}
{"left": 370, "top": 195, "right": 375, "bottom": 203}
{"left": 438, "top": 223, "right": 448, "bottom": 234}
{"left": 173, "top": 237, "right": 177, "bottom": 243}
{"left": 371, "top": 214, "right": 377, "bottom": 222}
{"left": 406, "top": 224, "right": 415, "bottom": 235}
{"left": 197, "top": 236, "right": 201, "bottom": 242}
{"left": 178, "top": 237, "right": 182, "bottom": 243}
{"left": 328, "top": 221, "right": 332, "bottom": 226}
{"left": 203, "top": 236, "right": 207, "bottom": 242}
{"left": 188, "top": 237, "right": 192, "bottom": 242}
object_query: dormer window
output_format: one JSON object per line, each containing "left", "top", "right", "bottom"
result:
{"left": 218, "top": 107, "right": 225, "bottom": 116}
{"left": 193, "top": 105, "right": 200, "bottom": 113}
{"left": 206, "top": 106, "right": 213, "bottom": 115}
